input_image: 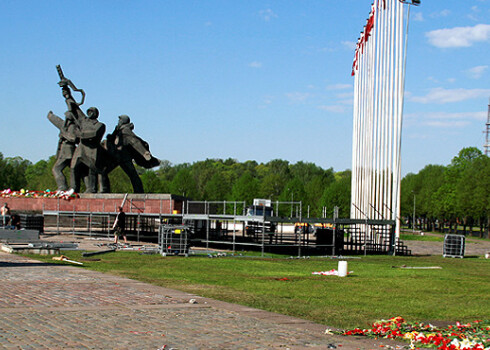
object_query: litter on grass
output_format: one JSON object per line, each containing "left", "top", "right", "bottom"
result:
{"left": 312, "top": 269, "right": 354, "bottom": 276}
{"left": 392, "top": 265, "right": 442, "bottom": 269}
{"left": 52, "top": 255, "right": 83, "bottom": 265}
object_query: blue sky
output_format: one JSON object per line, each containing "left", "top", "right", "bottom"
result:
{"left": 0, "top": 0, "right": 489, "bottom": 175}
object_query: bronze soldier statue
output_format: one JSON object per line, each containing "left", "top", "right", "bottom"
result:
{"left": 52, "top": 66, "right": 106, "bottom": 193}
{"left": 70, "top": 107, "right": 106, "bottom": 193}
{"left": 47, "top": 71, "right": 86, "bottom": 193}
{"left": 47, "top": 110, "right": 78, "bottom": 191}
{"left": 49, "top": 66, "right": 159, "bottom": 193}
{"left": 101, "top": 115, "right": 159, "bottom": 193}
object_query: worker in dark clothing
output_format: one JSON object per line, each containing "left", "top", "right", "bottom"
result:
{"left": 112, "top": 206, "right": 127, "bottom": 244}
{"left": 10, "top": 214, "right": 21, "bottom": 230}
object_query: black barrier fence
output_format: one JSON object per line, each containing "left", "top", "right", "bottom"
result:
{"left": 42, "top": 203, "right": 412, "bottom": 256}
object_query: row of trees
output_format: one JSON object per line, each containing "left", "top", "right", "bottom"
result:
{"left": 0, "top": 153, "right": 351, "bottom": 218}
{"left": 1, "top": 147, "right": 489, "bottom": 235}
{"left": 401, "top": 147, "right": 489, "bottom": 236}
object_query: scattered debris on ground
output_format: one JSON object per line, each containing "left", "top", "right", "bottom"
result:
{"left": 52, "top": 255, "right": 83, "bottom": 265}
{"left": 312, "top": 269, "right": 354, "bottom": 276}
{"left": 392, "top": 265, "right": 442, "bottom": 269}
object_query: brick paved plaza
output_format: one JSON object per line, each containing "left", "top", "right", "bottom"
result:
{"left": 0, "top": 251, "right": 410, "bottom": 350}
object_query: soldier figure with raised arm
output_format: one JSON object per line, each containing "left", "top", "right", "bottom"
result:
{"left": 69, "top": 107, "right": 106, "bottom": 193}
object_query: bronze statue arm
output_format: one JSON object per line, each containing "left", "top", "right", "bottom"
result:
{"left": 130, "top": 138, "right": 153, "bottom": 161}
{"left": 57, "top": 65, "right": 86, "bottom": 106}
{"left": 47, "top": 111, "right": 64, "bottom": 130}
{"left": 60, "top": 124, "right": 77, "bottom": 143}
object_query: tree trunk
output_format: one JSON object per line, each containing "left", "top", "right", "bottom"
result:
{"left": 487, "top": 216, "right": 490, "bottom": 239}
{"left": 479, "top": 219, "right": 484, "bottom": 238}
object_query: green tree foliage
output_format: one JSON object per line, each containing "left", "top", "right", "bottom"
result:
{"left": 433, "top": 148, "right": 484, "bottom": 221}
{"left": 0, "top": 154, "right": 31, "bottom": 190}
{"left": 320, "top": 170, "right": 351, "bottom": 218}
{"left": 2, "top": 146, "right": 488, "bottom": 234}
{"left": 108, "top": 167, "right": 135, "bottom": 194}
{"left": 400, "top": 172, "right": 417, "bottom": 218}
{"left": 260, "top": 173, "right": 286, "bottom": 200}
{"left": 25, "top": 156, "right": 57, "bottom": 191}
{"left": 203, "top": 173, "right": 232, "bottom": 201}
{"left": 170, "top": 167, "right": 198, "bottom": 198}
{"left": 455, "top": 153, "right": 489, "bottom": 234}
{"left": 140, "top": 170, "right": 164, "bottom": 193}
{"left": 399, "top": 148, "right": 489, "bottom": 236}
{"left": 278, "top": 177, "right": 306, "bottom": 216}
{"left": 230, "top": 171, "right": 259, "bottom": 204}
{"left": 305, "top": 170, "right": 336, "bottom": 217}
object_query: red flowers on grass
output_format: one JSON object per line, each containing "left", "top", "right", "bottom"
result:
{"left": 339, "top": 317, "right": 489, "bottom": 350}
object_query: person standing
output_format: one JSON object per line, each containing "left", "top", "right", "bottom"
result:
{"left": 112, "top": 206, "right": 127, "bottom": 244}
{"left": 1, "top": 203, "right": 11, "bottom": 227}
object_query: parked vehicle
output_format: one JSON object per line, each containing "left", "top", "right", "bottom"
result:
{"left": 244, "top": 199, "right": 276, "bottom": 236}
{"left": 294, "top": 222, "right": 333, "bottom": 234}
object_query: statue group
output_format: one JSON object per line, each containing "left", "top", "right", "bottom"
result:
{"left": 48, "top": 66, "right": 159, "bottom": 194}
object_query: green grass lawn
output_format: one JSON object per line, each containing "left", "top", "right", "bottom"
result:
{"left": 24, "top": 251, "right": 490, "bottom": 329}
{"left": 399, "top": 233, "right": 443, "bottom": 241}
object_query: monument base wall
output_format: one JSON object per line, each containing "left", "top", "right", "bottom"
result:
{"left": 1, "top": 193, "right": 185, "bottom": 214}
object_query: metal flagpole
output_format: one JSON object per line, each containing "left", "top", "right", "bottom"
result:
{"left": 350, "top": 0, "right": 419, "bottom": 247}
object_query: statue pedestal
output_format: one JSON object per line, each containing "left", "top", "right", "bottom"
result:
{"left": 1, "top": 193, "right": 185, "bottom": 214}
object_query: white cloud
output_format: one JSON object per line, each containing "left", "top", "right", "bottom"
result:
{"left": 428, "top": 76, "right": 457, "bottom": 84}
{"left": 318, "top": 105, "right": 346, "bottom": 113}
{"left": 468, "top": 6, "right": 481, "bottom": 21}
{"left": 258, "top": 96, "right": 274, "bottom": 109}
{"left": 424, "top": 120, "right": 470, "bottom": 128}
{"left": 410, "top": 87, "right": 490, "bottom": 104}
{"left": 412, "top": 12, "right": 423, "bottom": 22}
{"left": 341, "top": 41, "right": 356, "bottom": 50}
{"left": 426, "top": 23, "right": 490, "bottom": 48}
{"left": 318, "top": 46, "right": 337, "bottom": 53}
{"left": 338, "top": 97, "right": 354, "bottom": 105}
{"left": 430, "top": 9, "right": 451, "bottom": 18}
{"left": 425, "top": 111, "right": 486, "bottom": 121}
{"left": 336, "top": 91, "right": 353, "bottom": 99}
{"left": 248, "top": 61, "right": 263, "bottom": 68}
{"left": 326, "top": 84, "right": 351, "bottom": 91}
{"left": 406, "top": 111, "right": 486, "bottom": 128}
{"left": 259, "top": 9, "right": 277, "bottom": 21}
{"left": 285, "top": 92, "right": 310, "bottom": 103}
{"left": 466, "top": 65, "right": 488, "bottom": 79}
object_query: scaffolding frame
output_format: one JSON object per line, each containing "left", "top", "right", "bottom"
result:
{"left": 43, "top": 200, "right": 411, "bottom": 256}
